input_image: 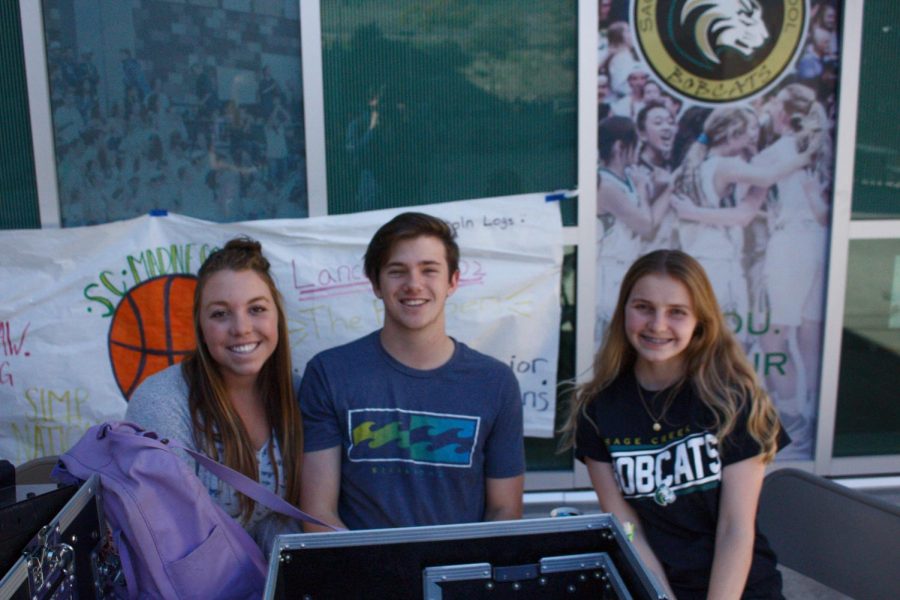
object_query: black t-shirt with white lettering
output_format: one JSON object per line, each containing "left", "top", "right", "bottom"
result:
{"left": 575, "top": 371, "right": 788, "bottom": 599}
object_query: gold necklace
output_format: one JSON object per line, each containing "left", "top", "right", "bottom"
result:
{"left": 636, "top": 379, "right": 672, "bottom": 432}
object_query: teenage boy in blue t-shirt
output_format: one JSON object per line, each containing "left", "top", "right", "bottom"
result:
{"left": 299, "top": 212, "right": 525, "bottom": 531}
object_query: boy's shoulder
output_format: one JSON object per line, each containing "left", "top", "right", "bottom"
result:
{"left": 310, "top": 331, "right": 380, "bottom": 365}
{"left": 304, "top": 332, "right": 386, "bottom": 380}
{"left": 306, "top": 332, "right": 515, "bottom": 383}
{"left": 453, "top": 340, "right": 514, "bottom": 378}
{"left": 440, "top": 342, "right": 520, "bottom": 400}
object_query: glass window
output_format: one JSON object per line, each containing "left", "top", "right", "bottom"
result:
{"left": 41, "top": 0, "right": 307, "bottom": 227}
{"left": 526, "top": 246, "right": 576, "bottom": 470}
{"left": 320, "top": 0, "right": 577, "bottom": 220}
{"left": 0, "top": 1, "right": 40, "bottom": 229}
{"left": 833, "top": 239, "right": 900, "bottom": 456}
{"left": 852, "top": 0, "right": 900, "bottom": 219}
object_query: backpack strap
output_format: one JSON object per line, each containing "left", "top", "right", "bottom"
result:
{"left": 173, "top": 442, "right": 342, "bottom": 532}
{"left": 106, "top": 423, "right": 342, "bottom": 532}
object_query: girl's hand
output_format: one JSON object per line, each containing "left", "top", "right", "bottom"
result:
{"left": 812, "top": 130, "right": 829, "bottom": 157}
{"left": 800, "top": 131, "right": 826, "bottom": 163}
{"left": 629, "top": 165, "right": 649, "bottom": 190}
{"left": 629, "top": 167, "right": 654, "bottom": 206}
{"left": 671, "top": 194, "right": 696, "bottom": 218}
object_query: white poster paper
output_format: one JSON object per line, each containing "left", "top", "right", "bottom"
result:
{"left": 0, "top": 196, "right": 562, "bottom": 464}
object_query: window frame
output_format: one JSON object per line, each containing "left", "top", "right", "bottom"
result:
{"left": 17, "top": 0, "right": 899, "bottom": 484}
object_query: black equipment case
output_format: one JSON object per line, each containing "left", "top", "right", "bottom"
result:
{"left": 1, "top": 483, "right": 77, "bottom": 576}
{"left": 264, "top": 514, "right": 667, "bottom": 599}
{"left": 0, "top": 474, "right": 120, "bottom": 599}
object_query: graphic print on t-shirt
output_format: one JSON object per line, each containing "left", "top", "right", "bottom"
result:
{"left": 610, "top": 432, "right": 722, "bottom": 504}
{"left": 347, "top": 408, "right": 480, "bottom": 467}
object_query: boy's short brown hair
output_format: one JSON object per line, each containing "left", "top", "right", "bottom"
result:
{"left": 364, "top": 212, "right": 460, "bottom": 284}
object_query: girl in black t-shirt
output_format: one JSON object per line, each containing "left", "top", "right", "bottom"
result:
{"left": 563, "top": 249, "right": 787, "bottom": 599}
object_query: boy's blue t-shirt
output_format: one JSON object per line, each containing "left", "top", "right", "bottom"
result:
{"left": 300, "top": 331, "right": 525, "bottom": 530}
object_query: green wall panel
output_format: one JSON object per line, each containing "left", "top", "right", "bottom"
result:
{"left": 321, "top": 0, "right": 578, "bottom": 218}
{"left": 0, "top": 1, "right": 40, "bottom": 230}
{"left": 852, "top": 0, "right": 900, "bottom": 219}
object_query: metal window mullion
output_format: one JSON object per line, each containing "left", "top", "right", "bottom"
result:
{"left": 815, "top": 0, "right": 866, "bottom": 475}
{"left": 300, "top": 0, "right": 328, "bottom": 217}
{"left": 848, "top": 220, "right": 900, "bottom": 239}
{"left": 572, "top": 0, "right": 599, "bottom": 490}
{"left": 19, "top": 0, "right": 60, "bottom": 228}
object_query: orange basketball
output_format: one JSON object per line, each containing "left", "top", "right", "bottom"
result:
{"left": 108, "top": 274, "right": 198, "bottom": 399}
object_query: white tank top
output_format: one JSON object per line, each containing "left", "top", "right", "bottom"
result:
{"left": 597, "top": 167, "right": 644, "bottom": 263}
{"left": 767, "top": 136, "right": 819, "bottom": 231}
{"left": 679, "top": 154, "right": 743, "bottom": 260}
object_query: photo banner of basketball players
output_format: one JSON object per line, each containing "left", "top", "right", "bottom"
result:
{"left": 0, "top": 195, "right": 563, "bottom": 463}
{"left": 596, "top": 0, "right": 838, "bottom": 460}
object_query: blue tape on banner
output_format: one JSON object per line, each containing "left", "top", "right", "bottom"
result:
{"left": 545, "top": 189, "right": 578, "bottom": 202}
{"left": 149, "top": 209, "right": 168, "bottom": 216}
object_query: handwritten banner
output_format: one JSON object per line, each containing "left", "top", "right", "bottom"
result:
{"left": 0, "top": 196, "right": 563, "bottom": 463}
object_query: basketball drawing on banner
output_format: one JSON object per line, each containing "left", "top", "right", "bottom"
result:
{"left": 597, "top": 0, "right": 837, "bottom": 460}
{"left": 0, "top": 196, "right": 561, "bottom": 465}
{"left": 108, "top": 274, "right": 197, "bottom": 399}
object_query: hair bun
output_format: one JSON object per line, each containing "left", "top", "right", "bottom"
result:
{"left": 198, "top": 236, "right": 271, "bottom": 275}
{"left": 223, "top": 236, "right": 263, "bottom": 254}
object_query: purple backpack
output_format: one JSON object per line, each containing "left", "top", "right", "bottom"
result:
{"left": 53, "top": 421, "right": 333, "bottom": 599}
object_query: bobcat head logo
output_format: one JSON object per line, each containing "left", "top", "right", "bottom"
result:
{"left": 681, "top": 0, "right": 770, "bottom": 65}
{"left": 632, "top": 0, "right": 806, "bottom": 104}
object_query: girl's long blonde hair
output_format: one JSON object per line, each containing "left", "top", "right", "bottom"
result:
{"left": 673, "top": 105, "right": 758, "bottom": 207}
{"left": 778, "top": 83, "right": 832, "bottom": 179}
{"left": 561, "top": 250, "right": 782, "bottom": 463}
{"left": 181, "top": 237, "right": 302, "bottom": 521}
